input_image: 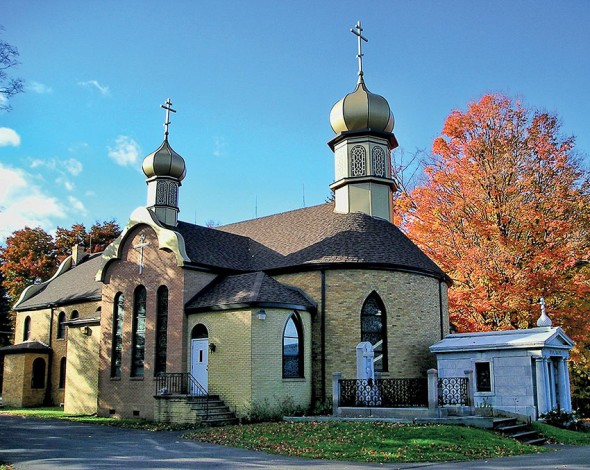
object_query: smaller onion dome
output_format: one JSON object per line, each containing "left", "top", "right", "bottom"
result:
{"left": 142, "top": 139, "right": 186, "bottom": 181}
{"left": 330, "top": 76, "right": 394, "bottom": 134}
{"left": 536, "top": 297, "right": 552, "bottom": 327}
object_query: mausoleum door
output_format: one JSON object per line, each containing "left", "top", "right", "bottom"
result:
{"left": 190, "top": 339, "right": 208, "bottom": 395}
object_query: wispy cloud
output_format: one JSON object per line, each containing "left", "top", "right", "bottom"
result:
{"left": 28, "top": 157, "right": 84, "bottom": 191}
{"left": 78, "top": 79, "right": 110, "bottom": 96}
{"left": 0, "top": 127, "right": 21, "bottom": 147}
{"left": 0, "top": 163, "right": 68, "bottom": 242}
{"left": 27, "top": 81, "right": 53, "bottom": 94}
{"left": 67, "top": 195, "right": 87, "bottom": 216}
{"left": 108, "top": 135, "right": 141, "bottom": 167}
{"left": 213, "top": 136, "right": 227, "bottom": 157}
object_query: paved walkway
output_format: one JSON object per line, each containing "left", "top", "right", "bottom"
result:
{"left": 1, "top": 415, "right": 589, "bottom": 469}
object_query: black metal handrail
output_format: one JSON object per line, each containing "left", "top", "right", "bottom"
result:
{"left": 155, "top": 372, "right": 209, "bottom": 418}
{"left": 438, "top": 377, "right": 469, "bottom": 406}
{"left": 339, "top": 378, "right": 428, "bottom": 408}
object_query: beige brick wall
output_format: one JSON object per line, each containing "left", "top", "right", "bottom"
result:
{"left": 2, "top": 353, "right": 49, "bottom": 407}
{"left": 64, "top": 324, "right": 101, "bottom": 415}
{"left": 187, "top": 310, "right": 252, "bottom": 416}
{"left": 98, "top": 225, "right": 212, "bottom": 420}
{"left": 276, "top": 269, "right": 449, "bottom": 402}
{"left": 251, "top": 308, "right": 312, "bottom": 413}
{"left": 14, "top": 309, "right": 51, "bottom": 344}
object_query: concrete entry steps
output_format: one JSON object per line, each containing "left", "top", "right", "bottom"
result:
{"left": 190, "top": 395, "right": 238, "bottom": 427}
{"left": 493, "top": 417, "right": 546, "bottom": 446}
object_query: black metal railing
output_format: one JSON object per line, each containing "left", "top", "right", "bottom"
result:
{"left": 438, "top": 377, "right": 469, "bottom": 406}
{"left": 155, "top": 373, "right": 209, "bottom": 417}
{"left": 339, "top": 378, "right": 428, "bottom": 408}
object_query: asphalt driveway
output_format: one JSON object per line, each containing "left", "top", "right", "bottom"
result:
{"left": 1, "top": 415, "right": 589, "bottom": 469}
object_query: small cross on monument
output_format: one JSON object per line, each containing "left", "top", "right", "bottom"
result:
{"left": 161, "top": 98, "right": 176, "bottom": 139}
{"left": 350, "top": 20, "right": 368, "bottom": 78}
{"left": 133, "top": 234, "right": 150, "bottom": 275}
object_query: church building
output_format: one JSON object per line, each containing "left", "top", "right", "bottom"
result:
{"left": 1, "top": 25, "right": 450, "bottom": 421}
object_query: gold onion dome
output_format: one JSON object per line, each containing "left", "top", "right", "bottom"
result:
{"left": 330, "top": 76, "right": 394, "bottom": 134}
{"left": 142, "top": 139, "right": 186, "bottom": 181}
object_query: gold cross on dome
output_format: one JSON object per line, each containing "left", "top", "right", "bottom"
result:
{"left": 351, "top": 21, "right": 368, "bottom": 78}
{"left": 133, "top": 234, "right": 150, "bottom": 274}
{"left": 161, "top": 98, "right": 176, "bottom": 139}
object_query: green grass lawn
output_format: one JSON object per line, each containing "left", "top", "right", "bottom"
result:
{"left": 0, "top": 407, "right": 196, "bottom": 431}
{"left": 532, "top": 421, "right": 590, "bottom": 445}
{"left": 186, "top": 421, "right": 544, "bottom": 464}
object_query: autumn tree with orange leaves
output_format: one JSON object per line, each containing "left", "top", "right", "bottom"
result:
{"left": 396, "top": 94, "right": 590, "bottom": 349}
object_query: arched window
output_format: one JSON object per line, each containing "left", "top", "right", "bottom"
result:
{"left": 154, "top": 286, "right": 168, "bottom": 376}
{"left": 70, "top": 310, "right": 79, "bottom": 320}
{"left": 31, "top": 357, "right": 46, "bottom": 389}
{"left": 23, "top": 316, "right": 31, "bottom": 341}
{"left": 131, "top": 286, "right": 147, "bottom": 377}
{"left": 57, "top": 312, "right": 66, "bottom": 339}
{"left": 191, "top": 324, "right": 208, "bottom": 339}
{"left": 283, "top": 313, "right": 304, "bottom": 378}
{"left": 59, "top": 356, "right": 67, "bottom": 389}
{"left": 111, "top": 293, "right": 124, "bottom": 378}
{"left": 361, "top": 292, "right": 388, "bottom": 372}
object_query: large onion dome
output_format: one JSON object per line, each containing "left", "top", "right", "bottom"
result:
{"left": 329, "top": 76, "right": 394, "bottom": 134}
{"left": 142, "top": 139, "right": 186, "bottom": 181}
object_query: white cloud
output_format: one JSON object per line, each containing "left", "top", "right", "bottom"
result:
{"left": 67, "top": 195, "right": 87, "bottom": 216}
{"left": 212, "top": 136, "right": 227, "bottom": 157}
{"left": 78, "top": 80, "right": 110, "bottom": 96}
{"left": 56, "top": 176, "right": 75, "bottom": 191}
{"left": 28, "top": 158, "right": 83, "bottom": 189}
{"left": 0, "top": 163, "right": 68, "bottom": 242}
{"left": 108, "top": 136, "right": 141, "bottom": 167}
{"left": 0, "top": 127, "right": 21, "bottom": 147}
{"left": 27, "top": 81, "right": 53, "bottom": 94}
{"left": 64, "top": 158, "right": 83, "bottom": 176}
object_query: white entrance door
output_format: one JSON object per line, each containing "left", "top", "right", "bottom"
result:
{"left": 190, "top": 339, "right": 208, "bottom": 395}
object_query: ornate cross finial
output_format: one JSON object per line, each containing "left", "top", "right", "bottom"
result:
{"left": 161, "top": 98, "right": 176, "bottom": 139}
{"left": 350, "top": 21, "right": 368, "bottom": 79}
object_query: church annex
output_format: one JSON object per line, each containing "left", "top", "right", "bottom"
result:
{"left": 1, "top": 25, "right": 451, "bottom": 421}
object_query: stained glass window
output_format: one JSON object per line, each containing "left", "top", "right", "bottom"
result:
{"left": 361, "top": 292, "right": 388, "bottom": 372}
{"left": 154, "top": 286, "right": 168, "bottom": 376}
{"left": 283, "top": 313, "right": 304, "bottom": 378}
{"left": 131, "top": 286, "right": 147, "bottom": 377}
{"left": 111, "top": 293, "right": 124, "bottom": 378}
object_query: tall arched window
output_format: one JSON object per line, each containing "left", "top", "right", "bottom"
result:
{"left": 23, "top": 316, "right": 31, "bottom": 341}
{"left": 154, "top": 286, "right": 168, "bottom": 376}
{"left": 59, "top": 356, "right": 67, "bottom": 389}
{"left": 361, "top": 292, "right": 388, "bottom": 372}
{"left": 57, "top": 312, "right": 66, "bottom": 339}
{"left": 111, "top": 293, "right": 124, "bottom": 378}
{"left": 31, "top": 357, "right": 46, "bottom": 389}
{"left": 131, "top": 286, "right": 147, "bottom": 377}
{"left": 283, "top": 313, "right": 304, "bottom": 378}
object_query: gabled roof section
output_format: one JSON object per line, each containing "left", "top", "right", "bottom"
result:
{"left": 0, "top": 341, "right": 51, "bottom": 355}
{"left": 430, "top": 327, "right": 574, "bottom": 353}
{"left": 96, "top": 206, "right": 191, "bottom": 281}
{"left": 14, "top": 254, "right": 103, "bottom": 311}
{"left": 217, "top": 203, "right": 448, "bottom": 279}
{"left": 186, "top": 272, "right": 316, "bottom": 312}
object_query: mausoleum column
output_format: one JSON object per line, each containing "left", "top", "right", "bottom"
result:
{"left": 534, "top": 356, "right": 551, "bottom": 415}
{"left": 558, "top": 358, "right": 572, "bottom": 412}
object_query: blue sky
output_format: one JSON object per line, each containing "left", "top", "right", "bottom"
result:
{"left": 1, "top": 1, "right": 589, "bottom": 242}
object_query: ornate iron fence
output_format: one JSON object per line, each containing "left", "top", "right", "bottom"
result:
{"left": 438, "top": 377, "right": 469, "bottom": 406}
{"left": 339, "top": 378, "right": 428, "bottom": 408}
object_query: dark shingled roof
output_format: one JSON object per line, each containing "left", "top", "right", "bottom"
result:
{"left": 0, "top": 341, "right": 51, "bottom": 354}
{"left": 15, "top": 254, "right": 103, "bottom": 311}
{"left": 186, "top": 272, "right": 316, "bottom": 312}
{"left": 215, "top": 203, "right": 447, "bottom": 278}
